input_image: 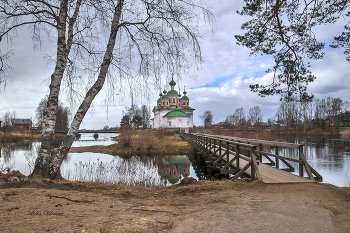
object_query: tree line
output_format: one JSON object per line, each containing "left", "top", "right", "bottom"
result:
{"left": 200, "top": 106, "right": 263, "bottom": 128}
{"left": 272, "top": 97, "right": 350, "bottom": 130}
{"left": 201, "top": 96, "right": 350, "bottom": 130}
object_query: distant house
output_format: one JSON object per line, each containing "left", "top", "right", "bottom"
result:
{"left": 336, "top": 111, "right": 350, "bottom": 127}
{"left": 11, "top": 118, "right": 32, "bottom": 130}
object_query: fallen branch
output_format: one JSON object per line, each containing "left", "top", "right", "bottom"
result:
{"left": 47, "top": 194, "right": 93, "bottom": 203}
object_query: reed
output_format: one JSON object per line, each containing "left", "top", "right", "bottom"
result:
{"left": 62, "top": 156, "right": 166, "bottom": 187}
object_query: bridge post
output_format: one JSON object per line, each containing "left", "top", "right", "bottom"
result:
{"left": 299, "top": 145, "right": 304, "bottom": 177}
{"left": 275, "top": 146, "right": 279, "bottom": 169}
{"left": 226, "top": 141, "right": 229, "bottom": 165}
{"left": 259, "top": 143, "right": 263, "bottom": 162}
{"left": 236, "top": 145, "right": 240, "bottom": 169}
{"left": 250, "top": 146, "right": 259, "bottom": 180}
{"left": 299, "top": 145, "right": 314, "bottom": 180}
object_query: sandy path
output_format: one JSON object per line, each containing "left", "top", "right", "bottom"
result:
{"left": 1, "top": 179, "right": 349, "bottom": 233}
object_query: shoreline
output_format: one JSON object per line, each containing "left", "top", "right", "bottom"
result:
{"left": 1, "top": 127, "right": 350, "bottom": 143}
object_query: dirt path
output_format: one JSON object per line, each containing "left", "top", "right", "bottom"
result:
{"left": 1, "top": 177, "right": 350, "bottom": 233}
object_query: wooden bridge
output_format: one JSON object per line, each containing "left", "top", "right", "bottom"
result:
{"left": 181, "top": 133, "right": 322, "bottom": 184}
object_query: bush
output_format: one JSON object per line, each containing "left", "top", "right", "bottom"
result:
{"left": 118, "top": 125, "right": 133, "bottom": 147}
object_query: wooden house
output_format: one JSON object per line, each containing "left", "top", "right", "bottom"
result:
{"left": 11, "top": 118, "right": 32, "bottom": 130}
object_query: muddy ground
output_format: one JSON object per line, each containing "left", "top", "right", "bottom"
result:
{"left": 1, "top": 173, "right": 350, "bottom": 233}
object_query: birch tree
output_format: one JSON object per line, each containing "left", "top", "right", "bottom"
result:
{"left": 0, "top": 0, "right": 213, "bottom": 179}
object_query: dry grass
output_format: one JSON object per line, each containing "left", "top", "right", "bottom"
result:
{"left": 79, "top": 129, "right": 193, "bottom": 156}
{"left": 0, "top": 130, "right": 42, "bottom": 142}
{"left": 129, "top": 129, "right": 193, "bottom": 154}
{"left": 339, "top": 127, "right": 350, "bottom": 136}
{"left": 0, "top": 129, "right": 71, "bottom": 143}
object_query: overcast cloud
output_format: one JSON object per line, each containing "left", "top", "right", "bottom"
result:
{"left": 0, "top": 1, "right": 349, "bottom": 129}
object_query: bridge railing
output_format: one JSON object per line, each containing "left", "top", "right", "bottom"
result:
{"left": 182, "top": 133, "right": 322, "bottom": 181}
{"left": 182, "top": 133, "right": 261, "bottom": 180}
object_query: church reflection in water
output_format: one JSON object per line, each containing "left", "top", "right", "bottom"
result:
{"left": 157, "top": 155, "right": 191, "bottom": 184}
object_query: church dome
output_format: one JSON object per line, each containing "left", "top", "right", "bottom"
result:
{"left": 167, "top": 90, "right": 178, "bottom": 95}
{"left": 161, "top": 95, "right": 170, "bottom": 99}
{"left": 169, "top": 78, "right": 176, "bottom": 86}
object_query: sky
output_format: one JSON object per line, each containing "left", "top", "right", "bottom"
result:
{"left": 0, "top": 0, "right": 349, "bottom": 129}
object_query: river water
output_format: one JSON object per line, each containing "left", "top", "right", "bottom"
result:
{"left": 0, "top": 133, "right": 349, "bottom": 187}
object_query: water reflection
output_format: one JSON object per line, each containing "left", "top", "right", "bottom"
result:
{"left": 62, "top": 153, "right": 168, "bottom": 187}
{"left": 61, "top": 152, "right": 196, "bottom": 187}
{"left": 276, "top": 135, "right": 350, "bottom": 187}
{"left": 0, "top": 141, "right": 39, "bottom": 175}
{"left": 1, "top": 133, "right": 349, "bottom": 187}
{"left": 71, "top": 133, "right": 118, "bottom": 147}
{"left": 157, "top": 155, "right": 191, "bottom": 184}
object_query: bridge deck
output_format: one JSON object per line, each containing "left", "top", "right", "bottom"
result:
{"left": 207, "top": 144, "right": 315, "bottom": 184}
{"left": 241, "top": 160, "right": 314, "bottom": 183}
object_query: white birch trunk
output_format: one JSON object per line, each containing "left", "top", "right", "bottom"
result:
{"left": 31, "top": 0, "right": 82, "bottom": 178}
{"left": 49, "top": 0, "right": 125, "bottom": 179}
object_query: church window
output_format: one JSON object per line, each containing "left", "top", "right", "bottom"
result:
{"left": 163, "top": 101, "right": 165, "bottom": 105}
{"left": 173, "top": 97, "right": 175, "bottom": 103}
{"left": 183, "top": 101, "right": 185, "bottom": 105}
{"left": 169, "top": 121, "right": 171, "bottom": 126}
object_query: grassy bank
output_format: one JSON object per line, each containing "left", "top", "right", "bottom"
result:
{"left": 69, "top": 129, "right": 194, "bottom": 156}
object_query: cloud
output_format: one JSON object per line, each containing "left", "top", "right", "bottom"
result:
{"left": 1, "top": 1, "right": 350, "bottom": 130}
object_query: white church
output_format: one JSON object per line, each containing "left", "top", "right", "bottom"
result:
{"left": 152, "top": 78, "right": 195, "bottom": 129}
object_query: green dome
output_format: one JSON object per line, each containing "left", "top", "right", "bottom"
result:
{"left": 161, "top": 95, "right": 169, "bottom": 99}
{"left": 169, "top": 78, "right": 176, "bottom": 86}
{"left": 183, "top": 90, "right": 187, "bottom": 95}
{"left": 157, "top": 98, "right": 162, "bottom": 102}
{"left": 167, "top": 90, "right": 178, "bottom": 95}
{"left": 163, "top": 90, "right": 167, "bottom": 94}
{"left": 164, "top": 110, "right": 189, "bottom": 117}
{"left": 181, "top": 95, "right": 189, "bottom": 100}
